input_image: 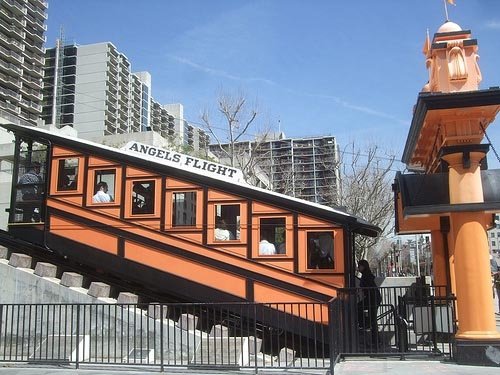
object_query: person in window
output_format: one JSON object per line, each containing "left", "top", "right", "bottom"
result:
{"left": 67, "top": 174, "right": 78, "bottom": 190}
{"left": 259, "top": 232, "right": 277, "bottom": 255}
{"left": 276, "top": 242, "right": 286, "bottom": 254}
{"left": 214, "top": 216, "right": 234, "bottom": 241}
{"left": 309, "top": 238, "right": 333, "bottom": 269}
{"left": 19, "top": 162, "right": 43, "bottom": 222}
{"left": 92, "top": 181, "right": 111, "bottom": 203}
{"left": 357, "top": 259, "right": 382, "bottom": 348}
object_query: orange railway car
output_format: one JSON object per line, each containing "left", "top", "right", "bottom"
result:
{"left": 2, "top": 123, "right": 379, "bottom": 308}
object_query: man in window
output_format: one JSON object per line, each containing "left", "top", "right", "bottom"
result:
{"left": 259, "top": 232, "right": 276, "bottom": 255}
{"left": 93, "top": 182, "right": 111, "bottom": 203}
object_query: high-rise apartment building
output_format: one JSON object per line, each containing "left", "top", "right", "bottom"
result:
{"left": 163, "top": 103, "right": 210, "bottom": 153}
{"left": 42, "top": 42, "right": 151, "bottom": 139}
{"left": 209, "top": 135, "right": 340, "bottom": 206}
{"left": 0, "top": 0, "right": 47, "bottom": 126}
{"left": 42, "top": 42, "right": 209, "bottom": 151}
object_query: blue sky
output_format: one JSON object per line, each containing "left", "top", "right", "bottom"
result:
{"left": 45, "top": 0, "right": 500, "bottom": 169}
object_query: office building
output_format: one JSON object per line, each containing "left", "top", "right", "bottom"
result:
{"left": 0, "top": 0, "right": 47, "bottom": 126}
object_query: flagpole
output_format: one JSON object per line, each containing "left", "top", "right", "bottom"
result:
{"left": 443, "top": 0, "right": 449, "bottom": 21}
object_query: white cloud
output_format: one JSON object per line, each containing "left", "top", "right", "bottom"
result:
{"left": 485, "top": 20, "right": 500, "bottom": 30}
{"left": 282, "top": 88, "right": 410, "bottom": 126}
{"left": 170, "top": 55, "right": 276, "bottom": 86}
{"left": 171, "top": 55, "right": 409, "bottom": 126}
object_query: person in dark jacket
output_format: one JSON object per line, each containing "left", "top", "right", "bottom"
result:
{"left": 357, "top": 259, "right": 382, "bottom": 347}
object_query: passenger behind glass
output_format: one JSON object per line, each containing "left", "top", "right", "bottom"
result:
{"left": 18, "top": 162, "right": 43, "bottom": 222}
{"left": 259, "top": 232, "right": 277, "bottom": 255}
{"left": 93, "top": 181, "right": 111, "bottom": 203}
{"left": 214, "top": 216, "right": 234, "bottom": 241}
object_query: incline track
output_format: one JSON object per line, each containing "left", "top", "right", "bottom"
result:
{"left": 0, "top": 228, "right": 182, "bottom": 303}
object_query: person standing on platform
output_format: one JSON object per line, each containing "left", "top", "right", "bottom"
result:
{"left": 357, "top": 259, "right": 382, "bottom": 348}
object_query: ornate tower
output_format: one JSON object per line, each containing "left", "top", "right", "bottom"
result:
{"left": 394, "top": 20, "right": 500, "bottom": 366}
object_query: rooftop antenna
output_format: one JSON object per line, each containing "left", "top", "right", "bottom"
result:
{"left": 443, "top": 0, "right": 455, "bottom": 22}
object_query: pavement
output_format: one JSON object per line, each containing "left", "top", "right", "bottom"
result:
{"left": 0, "top": 358, "right": 500, "bottom": 375}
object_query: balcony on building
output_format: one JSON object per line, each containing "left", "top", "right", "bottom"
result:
{"left": 24, "top": 11, "right": 46, "bottom": 30}
{"left": 107, "top": 72, "right": 118, "bottom": 86}
{"left": 107, "top": 59, "right": 118, "bottom": 74}
{"left": 0, "top": 99, "right": 19, "bottom": 114}
{"left": 0, "top": 71, "right": 21, "bottom": 89}
{"left": 118, "top": 109, "right": 128, "bottom": 123}
{"left": 21, "top": 73, "right": 42, "bottom": 89}
{"left": 25, "top": 1, "right": 47, "bottom": 19}
{"left": 23, "top": 62, "right": 43, "bottom": 76}
{"left": 0, "top": 6, "right": 25, "bottom": 28}
{"left": 0, "top": 86, "right": 21, "bottom": 102}
{"left": 119, "top": 82, "right": 129, "bottom": 94}
{"left": 0, "top": 58, "right": 21, "bottom": 75}
{"left": 3, "top": 0, "right": 26, "bottom": 16}
{"left": 118, "top": 121, "right": 128, "bottom": 134}
{"left": 24, "top": 48, "right": 44, "bottom": 65}
{"left": 0, "top": 43, "right": 22, "bottom": 64}
{"left": 105, "top": 110, "right": 117, "bottom": 122}
{"left": 118, "top": 54, "right": 130, "bottom": 68}
{"left": 24, "top": 39, "right": 44, "bottom": 55}
{"left": 0, "top": 31, "right": 24, "bottom": 52}
{"left": 20, "top": 84, "right": 42, "bottom": 101}
{"left": 24, "top": 26, "right": 45, "bottom": 44}
{"left": 106, "top": 91, "right": 117, "bottom": 107}
{"left": 118, "top": 95, "right": 127, "bottom": 107}
{"left": 118, "top": 69, "right": 129, "bottom": 82}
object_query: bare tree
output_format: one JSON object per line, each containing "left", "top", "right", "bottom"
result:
{"left": 335, "top": 143, "right": 396, "bottom": 262}
{"left": 201, "top": 90, "right": 272, "bottom": 183}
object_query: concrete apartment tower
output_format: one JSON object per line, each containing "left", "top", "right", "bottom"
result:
{"left": 0, "top": 0, "right": 47, "bottom": 127}
{"left": 0, "top": 0, "right": 48, "bottom": 230}
{"left": 210, "top": 135, "right": 340, "bottom": 206}
{"left": 42, "top": 42, "right": 152, "bottom": 140}
{"left": 163, "top": 103, "right": 210, "bottom": 153}
{"left": 42, "top": 42, "right": 209, "bottom": 152}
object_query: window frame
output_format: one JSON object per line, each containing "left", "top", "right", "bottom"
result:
{"left": 51, "top": 156, "right": 84, "bottom": 195}
{"left": 207, "top": 202, "right": 247, "bottom": 245}
{"left": 305, "top": 231, "right": 335, "bottom": 270}
{"left": 298, "top": 228, "right": 342, "bottom": 274}
{"left": 131, "top": 179, "right": 156, "bottom": 215}
{"left": 87, "top": 167, "right": 121, "bottom": 206}
{"left": 165, "top": 189, "right": 203, "bottom": 231}
{"left": 252, "top": 215, "right": 293, "bottom": 258}
{"left": 124, "top": 177, "right": 162, "bottom": 218}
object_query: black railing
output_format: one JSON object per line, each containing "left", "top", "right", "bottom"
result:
{"left": 0, "top": 286, "right": 456, "bottom": 371}
{"left": 0, "top": 302, "right": 332, "bottom": 371}
{"left": 332, "top": 285, "right": 456, "bottom": 359}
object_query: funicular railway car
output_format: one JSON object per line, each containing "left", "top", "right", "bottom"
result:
{"left": 0, "top": 123, "right": 379, "bottom": 344}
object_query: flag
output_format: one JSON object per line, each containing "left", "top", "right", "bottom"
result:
{"left": 447, "top": 0, "right": 456, "bottom": 5}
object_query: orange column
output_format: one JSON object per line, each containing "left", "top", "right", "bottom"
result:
{"left": 443, "top": 152, "right": 500, "bottom": 339}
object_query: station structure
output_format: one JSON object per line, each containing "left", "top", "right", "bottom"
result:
{"left": 394, "top": 20, "right": 500, "bottom": 365}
